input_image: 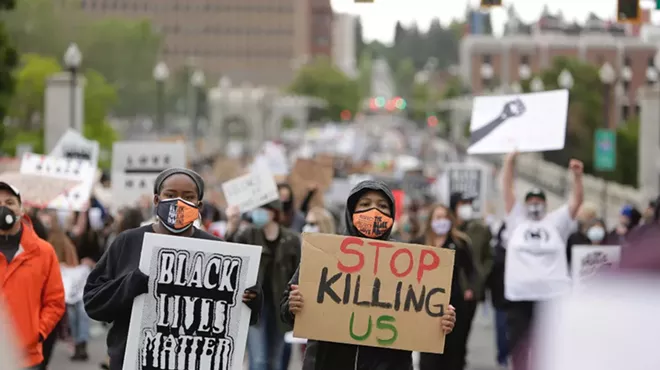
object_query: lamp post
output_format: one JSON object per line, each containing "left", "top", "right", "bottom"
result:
{"left": 153, "top": 61, "right": 169, "bottom": 132}
{"left": 190, "top": 70, "right": 205, "bottom": 144}
{"left": 558, "top": 69, "right": 574, "bottom": 89}
{"left": 519, "top": 64, "right": 531, "bottom": 81}
{"left": 530, "top": 76, "right": 544, "bottom": 92}
{"left": 63, "top": 43, "right": 82, "bottom": 130}
{"left": 480, "top": 63, "right": 493, "bottom": 92}
{"left": 598, "top": 62, "right": 616, "bottom": 219}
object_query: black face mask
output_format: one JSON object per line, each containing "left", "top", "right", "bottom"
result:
{"left": 0, "top": 206, "right": 18, "bottom": 231}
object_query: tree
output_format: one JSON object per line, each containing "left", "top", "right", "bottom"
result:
{"left": 0, "top": 0, "right": 18, "bottom": 151}
{"left": 613, "top": 117, "right": 638, "bottom": 187}
{"left": 393, "top": 58, "right": 415, "bottom": 99}
{"left": 4, "top": 53, "right": 118, "bottom": 167}
{"left": 357, "top": 50, "right": 372, "bottom": 99}
{"left": 525, "top": 57, "right": 604, "bottom": 175}
{"left": 354, "top": 17, "right": 365, "bottom": 62}
{"left": 2, "top": 0, "right": 161, "bottom": 117}
{"left": 288, "top": 57, "right": 360, "bottom": 121}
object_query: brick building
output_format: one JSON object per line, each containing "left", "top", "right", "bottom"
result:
{"left": 78, "top": 0, "right": 333, "bottom": 86}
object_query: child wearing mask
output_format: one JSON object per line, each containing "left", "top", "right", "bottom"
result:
{"left": 225, "top": 201, "right": 301, "bottom": 370}
{"left": 281, "top": 180, "right": 457, "bottom": 370}
{"left": 84, "top": 168, "right": 262, "bottom": 370}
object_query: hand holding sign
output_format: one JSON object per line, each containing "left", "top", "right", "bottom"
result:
{"left": 289, "top": 284, "right": 304, "bottom": 315}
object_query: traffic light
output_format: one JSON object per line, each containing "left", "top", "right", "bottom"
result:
{"left": 480, "top": 0, "right": 502, "bottom": 8}
{"left": 617, "top": 0, "right": 640, "bottom": 23}
{"left": 340, "top": 110, "right": 352, "bottom": 121}
{"left": 427, "top": 115, "right": 438, "bottom": 127}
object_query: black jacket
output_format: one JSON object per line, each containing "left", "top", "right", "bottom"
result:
{"left": 83, "top": 225, "right": 261, "bottom": 370}
{"left": 280, "top": 180, "right": 413, "bottom": 370}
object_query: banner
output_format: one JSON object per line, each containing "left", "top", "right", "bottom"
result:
{"left": 20, "top": 153, "right": 95, "bottom": 211}
{"left": 123, "top": 233, "right": 261, "bottom": 370}
{"left": 570, "top": 245, "right": 621, "bottom": 289}
{"left": 293, "top": 233, "right": 455, "bottom": 353}
{"left": 439, "top": 163, "right": 489, "bottom": 217}
{"left": 468, "top": 89, "right": 568, "bottom": 154}
{"left": 221, "top": 163, "right": 278, "bottom": 213}
{"left": 111, "top": 141, "right": 186, "bottom": 207}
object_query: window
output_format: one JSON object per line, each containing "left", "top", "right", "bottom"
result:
{"left": 621, "top": 105, "right": 629, "bottom": 121}
{"left": 624, "top": 56, "right": 632, "bottom": 66}
{"left": 520, "top": 55, "right": 530, "bottom": 65}
{"left": 623, "top": 80, "right": 630, "bottom": 91}
{"left": 648, "top": 57, "right": 655, "bottom": 67}
{"left": 482, "top": 54, "right": 492, "bottom": 64}
{"left": 634, "top": 104, "right": 640, "bottom": 117}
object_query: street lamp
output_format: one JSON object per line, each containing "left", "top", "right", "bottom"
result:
{"left": 598, "top": 62, "right": 616, "bottom": 218}
{"left": 152, "top": 61, "right": 169, "bottom": 132}
{"left": 63, "top": 43, "right": 82, "bottom": 130}
{"left": 530, "top": 76, "right": 544, "bottom": 92}
{"left": 558, "top": 69, "right": 574, "bottom": 89}
{"left": 480, "top": 63, "right": 494, "bottom": 92}
{"left": 518, "top": 65, "right": 531, "bottom": 80}
{"left": 190, "top": 70, "right": 206, "bottom": 143}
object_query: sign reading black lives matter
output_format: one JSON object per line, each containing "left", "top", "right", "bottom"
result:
{"left": 123, "top": 233, "right": 261, "bottom": 370}
{"left": 439, "top": 163, "right": 488, "bottom": 217}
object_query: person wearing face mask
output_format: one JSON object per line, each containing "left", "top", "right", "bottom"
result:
{"left": 225, "top": 200, "right": 301, "bottom": 370}
{"left": 606, "top": 205, "right": 642, "bottom": 245}
{"left": 281, "top": 180, "right": 457, "bottom": 370}
{"left": 0, "top": 182, "right": 66, "bottom": 370}
{"left": 277, "top": 183, "right": 317, "bottom": 232}
{"left": 566, "top": 214, "right": 611, "bottom": 268}
{"left": 302, "top": 207, "right": 336, "bottom": 234}
{"left": 414, "top": 204, "right": 477, "bottom": 370}
{"left": 84, "top": 168, "right": 262, "bottom": 370}
{"left": 619, "top": 194, "right": 660, "bottom": 271}
{"left": 501, "top": 152, "right": 584, "bottom": 370}
{"left": 449, "top": 192, "right": 492, "bottom": 370}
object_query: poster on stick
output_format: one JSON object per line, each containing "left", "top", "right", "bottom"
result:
{"left": 570, "top": 245, "right": 621, "bottom": 290}
{"left": 293, "top": 233, "right": 455, "bottom": 353}
{"left": 221, "top": 164, "right": 278, "bottom": 213}
{"left": 123, "top": 233, "right": 262, "bottom": 370}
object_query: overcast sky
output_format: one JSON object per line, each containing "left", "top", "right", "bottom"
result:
{"left": 330, "top": 0, "right": 660, "bottom": 43}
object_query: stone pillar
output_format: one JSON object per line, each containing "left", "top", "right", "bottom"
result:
{"left": 44, "top": 73, "right": 85, "bottom": 153}
{"left": 637, "top": 86, "right": 660, "bottom": 197}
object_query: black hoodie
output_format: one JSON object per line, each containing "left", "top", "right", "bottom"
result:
{"left": 280, "top": 180, "right": 413, "bottom": 370}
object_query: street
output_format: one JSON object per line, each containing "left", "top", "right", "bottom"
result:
{"left": 49, "top": 305, "right": 498, "bottom": 370}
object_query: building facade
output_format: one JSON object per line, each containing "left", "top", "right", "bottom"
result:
{"left": 78, "top": 0, "right": 331, "bottom": 86}
{"left": 332, "top": 13, "right": 357, "bottom": 78}
{"left": 309, "top": 0, "right": 333, "bottom": 58}
{"left": 459, "top": 33, "right": 657, "bottom": 127}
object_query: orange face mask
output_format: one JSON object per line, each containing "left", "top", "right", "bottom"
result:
{"left": 157, "top": 198, "right": 199, "bottom": 233}
{"left": 352, "top": 208, "right": 393, "bottom": 239}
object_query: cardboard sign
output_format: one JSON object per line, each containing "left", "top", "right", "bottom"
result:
{"left": 468, "top": 89, "right": 568, "bottom": 154}
{"left": 439, "top": 163, "right": 489, "bottom": 217}
{"left": 111, "top": 141, "right": 186, "bottom": 207}
{"left": 50, "top": 129, "right": 100, "bottom": 165}
{"left": 0, "top": 172, "right": 80, "bottom": 208}
{"left": 570, "top": 245, "right": 621, "bottom": 290}
{"left": 20, "top": 153, "right": 95, "bottom": 211}
{"left": 288, "top": 158, "right": 334, "bottom": 209}
{"left": 252, "top": 141, "right": 289, "bottom": 176}
{"left": 221, "top": 164, "right": 279, "bottom": 213}
{"left": 123, "top": 233, "right": 261, "bottom": 370}
{"left": 293, "top": 233, "right": 455, "bottom": 353}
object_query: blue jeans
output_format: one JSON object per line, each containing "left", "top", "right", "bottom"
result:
{"left": 495, "top": 308, "right": 509, "bottom": 366}
{"left": 247, "top": 304, "right": 284, "bottom": 370}
{"left": 67, "top": 301, "right": 90, "bottom": 344}
{"left": 280, "top": 342, "right": 291, "bottom": 370}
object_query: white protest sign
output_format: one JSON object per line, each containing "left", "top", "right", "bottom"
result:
{"left": 437, "top": 163, "right": 488, "bottom": 217}
{"left": 123, "top": 233, "right": 261, "bottom": 370}
{"left": 50, "top": 129, "right": 100, "bottom": 165}
{"left": 467, "top": 89, "right": 568, "bottom": 154}
{"left": 61, "top": 265, "right": 92, "bottom": 304}
{"left": 570, "top": 245, "right": 621, "bottom": 290}
{"left": 111, "top": 141, "right": 186, "bottom": 207}
{"left": 222, "top": 165, "right": 279, "bottom": 213}
{"left": 252, "top": 141, "right": 289, "bottom": 176}
{"left": 535, "top": 275, "right": 660, "bottom": 370}
{"left": 20, "top": 153, "right": 96, "bottom": 211}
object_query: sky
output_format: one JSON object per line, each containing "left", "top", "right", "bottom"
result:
{"left": 330, "top": 0, "right": 660, "bottom": 43}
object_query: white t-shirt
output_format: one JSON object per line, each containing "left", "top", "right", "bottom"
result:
{"left": 504, "top": 203, "right": 573, "bottom": 301}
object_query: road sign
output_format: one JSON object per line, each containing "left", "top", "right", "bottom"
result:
{"left": 594, "top": 129, "right": 616, "bottom": 172}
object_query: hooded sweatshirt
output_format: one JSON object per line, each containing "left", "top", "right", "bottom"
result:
{"left": 280, "top": 180, "right": 413, "bottom": 370}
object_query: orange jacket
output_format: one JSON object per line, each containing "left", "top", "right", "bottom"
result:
{"left": 0, "top": 218, "right": 65, "bottom": 367}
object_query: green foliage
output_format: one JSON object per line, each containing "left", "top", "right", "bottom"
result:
{"left": 613, "top": 118, "right": 639, "bottom": 187}
{"left": 357, "top": 50, "right": 373, "bottom": 100}
{"left": 3, "top": 53, "right": 118, "bottom": 166}
{"left": 288, "top": 57, "right": 360, "bottom": 121}
{"left": 0, "top": 1, "right": 18, "bottom": 151}
{"left": 3, "top": 0, "right": 161, "bottom": 117}
{"left": 393, "top": 58, "right": 415, "bottom": 100}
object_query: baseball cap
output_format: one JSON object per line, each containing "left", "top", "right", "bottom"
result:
{"left": 525, "top": 188, "right": 546, "bottom": 202}
{"left": 0, "top": 182, "right": 21, "bottom": 203}
{"left": 450, "top": 191, "right": 475, "bottom": 211}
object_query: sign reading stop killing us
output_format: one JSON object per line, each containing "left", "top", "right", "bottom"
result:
{"left": 293, "top": 233, "right": 455, "bottom": 353}
{"left": 122, "top": 233, "right": 261, "bottom": 370}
